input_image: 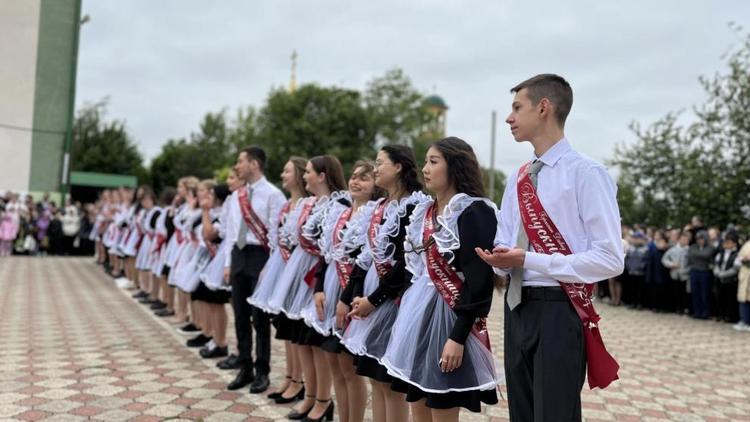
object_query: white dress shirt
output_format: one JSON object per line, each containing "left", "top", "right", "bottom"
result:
{"left": 495, "top": 138, "right": 625, "bottom": 286}
{"left": 224, "top": 176, "right": 286, "bottom": 267}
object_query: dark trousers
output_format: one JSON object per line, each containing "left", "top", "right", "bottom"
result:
{"left": 504, "top": 287, "right": 586, "bottom": 422}
{"left": 648, "top": 282, "right": 668, "bottom": 312}
{"left": 670, "top": 278, "right": 688, "bottom": 314}
{"left": 690, "top": 270, "right": 712, "bottom": 318}
{"left": 717, "top": 281, "right": 739, "bottom": 322}
{"left": 230, "top": 245, "right": 271, "bottom": 374}
{"left": 627, "top": 274, "right": 645, "bottom": 308}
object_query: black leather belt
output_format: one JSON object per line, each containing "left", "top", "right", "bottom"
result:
{"left": 521, "top": 286, "right": 568, "bottom": 302}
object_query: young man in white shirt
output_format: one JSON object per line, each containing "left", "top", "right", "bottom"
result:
{"left": 477, "top": 74, "right": 624, "bottom": 422}
{"left": 223, "top": 146, "right": 286, "bottom": 394}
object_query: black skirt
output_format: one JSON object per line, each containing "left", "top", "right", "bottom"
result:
{"left": 191, "top": 282, "right": 231, "bottom": 304}
{"left": 354, "top": 355, "right": 393, "bottom": 383}
{"left": 273, "top": 313, "right": 297, "bottom": 341}
{"left": 390, "top": 380, "right": 498, "bottom": 413}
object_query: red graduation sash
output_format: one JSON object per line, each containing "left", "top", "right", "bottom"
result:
{"left": 151, "top": 234, "right": 167, "bottom": 256}
{"left": 297, "top": 198, "right": 321, "bottom": 288}
{"left": 238, "top": 186, "right": 270, "bottom": 252}
{"left": 423, "top": 203, "right": 492, "bottom": 351}
{"left": 333, "top": 207, "right": 354, "bottom": 288}
{"left": 368, "top": 200, "right": 392, "bottom": 278}
{"left": 277, "top": 201, "right": 293, "bottom": 262}
{"left": 517, "top": 161, "right": 620, "bottom": 389}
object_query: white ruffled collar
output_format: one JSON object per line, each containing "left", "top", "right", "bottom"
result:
{"left": 405, "top": 193, "right": 498, "bottom": 271}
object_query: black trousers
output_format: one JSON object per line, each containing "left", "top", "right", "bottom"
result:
{"left": 230, "top": 245, "right": 271, "bottom": 374}
{"left": 717, "top": 281, "right": 739, "bottom": 322}
{"left": 504, "top": 287, "right": 586, "bottom": 422}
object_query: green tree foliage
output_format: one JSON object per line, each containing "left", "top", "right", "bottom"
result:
{"left": 254, "top": 84, "right": 375, "bottom": 180}
{"left": 150, "top": 108, "right": 260, "bottom": 192}
{"left": 612, "top": 27, "right": 750, "bottom": 228}
{"left": 72, "top": 99, "right": 148, "bottom": 184}
{"left": 364, "top": 68, "right": 432, "bottom": 147}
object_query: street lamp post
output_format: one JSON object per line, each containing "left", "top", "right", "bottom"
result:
{"left": 60, "top": 1, "right": 88, "bottom": 205}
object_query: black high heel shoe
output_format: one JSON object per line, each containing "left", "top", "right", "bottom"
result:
{"left": 286, "top": 395, "right": 315, "bottom": 420}
{"left": 267, "top": 375, "right": 292, "bottom": 400}
{"left": 302, "top": 399, "right": 334, "bottom": 422}
{"left": 275, "top": 380, "right": 305, "bottom": 404}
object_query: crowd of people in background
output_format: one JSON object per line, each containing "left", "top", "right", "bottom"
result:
{"left": 0, "top": 192, "right": 96, "bottom": 257}
{"left": 610, "top": 216, "right": 750, "bottom": 332}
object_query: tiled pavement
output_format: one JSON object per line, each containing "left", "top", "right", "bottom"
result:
{"left": 0, "top": 257, "right": 749, "bottom": 421}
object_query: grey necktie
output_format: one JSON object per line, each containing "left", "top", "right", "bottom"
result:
{"left": 507, "top": 159, "right": 544, "bottom": 310}
{"left": 236, "top": 186, "right": 252, "bottom": 249}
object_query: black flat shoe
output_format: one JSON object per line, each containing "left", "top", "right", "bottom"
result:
{"left": 302, "top": 399, "right": 334, "bottom": 422}
{"left": 287, "top": 397, "right": 314, "bottom": 420}
{"left": 267, "top": 376, "right": 292, "bottom": 400}
{"left": 275, "top": 382, "right": 305, "bottom": 404}
{"left": 217, "top": 354, "right": 241, "bottom": 370}
{"left": 200, "top": 344, "right": 228, "bottom": 359}
{"left": 149, "top": 300, "right": 166, "bottom": 310}
{"left": 154, "top": 309, "right": 175, "bottom": 317}
{"left": 186, "top": 334, "right": 211, "bottom": 348}
{"left": 227, "top": 367, "right": 255, "bottom": 391}
{"left": 132, "top": 291, "right": 148, "bottom": 299}
{"left": 250, "top": 373, "right": 269, "bottom": 394}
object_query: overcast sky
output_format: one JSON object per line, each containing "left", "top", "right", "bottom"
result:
{"left": 76, "top": 0, "right": 749, "bottom": 178}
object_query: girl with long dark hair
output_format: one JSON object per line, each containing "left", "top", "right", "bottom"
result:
{"left": 382, "top": 137, "right": 500, "bottom": 420}
{"left": 300, "top": 160, "right": 385, "bottom": 422}
{"left": 267, "top": 155, "right": 347, "bottom": 420}
{"left": 341, "top": 145, "right": 430, "bottom": 422}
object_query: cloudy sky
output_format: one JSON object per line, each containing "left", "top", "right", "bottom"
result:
{"left": 77, "top": 0, "right": 749, "bottom": 178}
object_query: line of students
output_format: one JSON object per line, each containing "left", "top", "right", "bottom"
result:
{"left": 91, "top": 73, "right": 625, "bottom": 422}
{"left": 242, "top": 138, "right": 501, "bottom": 422}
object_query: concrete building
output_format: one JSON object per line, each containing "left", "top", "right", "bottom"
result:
{"left": 0, "top": 0, "right": 79, "bottom": 195}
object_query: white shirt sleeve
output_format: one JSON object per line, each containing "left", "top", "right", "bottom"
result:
{"left": 492, "top": 172, "right": 516, "bottom": 278}
{"left": 523, "top": 165, "right": 625, "bottom": 283}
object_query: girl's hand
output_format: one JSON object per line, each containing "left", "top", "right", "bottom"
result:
{"left": 314, "top": 292, "right": 326, "bottom": 321}
{"left": 347, "top": 296, "right": 375, "bottom": 319}
{"left": 336, "top": 301, "right": 350, "bottom": 329}
{"left": 439, "top": 339, "right": 464, "bottom": 373}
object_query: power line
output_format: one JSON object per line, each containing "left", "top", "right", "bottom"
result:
{"left": 0, "top": 122, "right": 66, "bottom": 135}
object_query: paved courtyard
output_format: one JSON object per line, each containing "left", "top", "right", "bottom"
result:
{"left": 0, "top": 257, "right": 749, "bottom": 421}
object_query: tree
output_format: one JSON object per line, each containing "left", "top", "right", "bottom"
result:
{"left": 255, "top": 84, "right": 375, "bottom": 180}
{"left": 72, "top": 99, "right": 148, "bottom": 183}
{"left": 364, "top": 68, "right": 432, "bottom": 147}
{"left": 612, "top": 26, "right": 750, "bottom": 228}
{"left": 150, "top": 108, "right": 261, "bottom": 192}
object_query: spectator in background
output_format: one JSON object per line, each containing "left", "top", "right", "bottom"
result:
{"left": 77, "top": 204, "right": 96, "bottom": 256}
{"left": 735, "top": 235, "right": 750, "bottom": 331}
{"left": 688, "top": 231, "right": 716, "bottom": 319}
{"left": 0, "top": 193, "right": 21, "bottom": 256}
{"left": 35, "top": 210, "right": 50, "bottom": 255}
{"left": 608, "top": 225, "right": 631, "bottom": 306}
{"left": 714, "top": 232, "right": 740, "bottom": 323}
{"left": 708, "top": 227, "right": 722, "bottom": 251}
{"left": 689, "top": 215, "right": 705, "bottom": 245}
{"left": 645, "top": 231, "right": 670, "bottom": 312}
{"left": 61, "top": 198, "right": 81, "bottom": 255}
{"left": 663, "top": 231, "right": 691, "bottom": 314}
{"left": 47, "top": 208, "right": 64, "bottom": 256}
{"left": 625, "top": 232, "right": 649, "bottom": 309}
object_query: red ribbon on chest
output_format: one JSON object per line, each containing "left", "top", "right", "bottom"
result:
{"left": 238, "top": 187, "right": 270, "bottom": 252}
{"left": 368, "top": 200, "right": 393, "bottom": 278}
{"left": 333, "top": 207, "right": 354, "bottom": 289}
{"left": 423, "top": 203, "right": 492, "bottom": 351}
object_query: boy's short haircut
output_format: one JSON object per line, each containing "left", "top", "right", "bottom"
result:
{"left": 511, "top": 74, "right": 573, "bottom": 127}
